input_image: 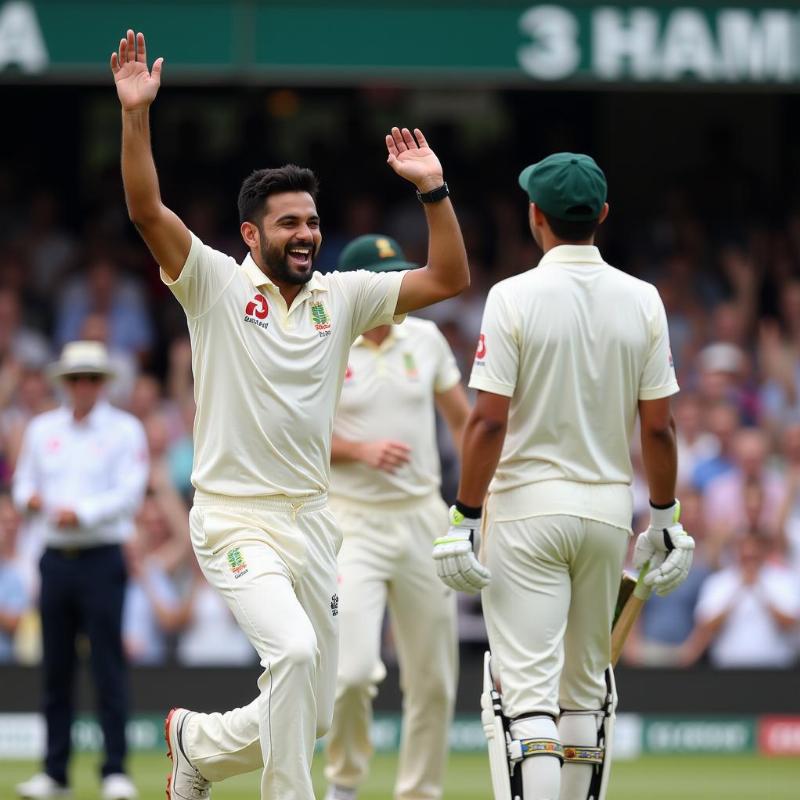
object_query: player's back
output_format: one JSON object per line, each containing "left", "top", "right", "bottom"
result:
{"left": 472, "top": 245, "right": 677, "bottom": 529}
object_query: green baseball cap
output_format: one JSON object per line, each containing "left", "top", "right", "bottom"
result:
{"left": 337, "top": 234, "right": 417, "bottom": 273}
{"left": 518, "top": 153, "right": 607, "bottom": 222}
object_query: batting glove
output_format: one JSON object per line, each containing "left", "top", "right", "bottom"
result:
{"left": 633, "top": 500, "right": 695, "bottom": 596}
{"left": 432, "top": 505, "right": 491, "bottom": 594}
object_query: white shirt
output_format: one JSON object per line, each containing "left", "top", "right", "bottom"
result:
{"left": 12, "top": 401, "right": 148, "bottom": 548}
{"left": 177, "top": 583, "right": 256, "bottom": 666}
{"left": 330, "top": 317, "right": 461, "bottom": 503}
{"left": 695, "top": 565, "right": 800, "bottom": 668}
{"left": 162, "top": 234, "right": 406, "bottom": 498}
{"left": 470, "top": 245, "right": 678, "bottom": 530}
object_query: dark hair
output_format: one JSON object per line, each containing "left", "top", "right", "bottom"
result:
{"left": 237, "top": 165, "right": 319, "bottom": 224}
{"left": 542, "top": 211, "right": 601, "bottom": 243}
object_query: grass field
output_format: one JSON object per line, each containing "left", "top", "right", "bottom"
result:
{"left": 2, "top": 751, "right": 798, "bottom": 799}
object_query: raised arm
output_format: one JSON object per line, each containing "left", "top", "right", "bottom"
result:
{"left": 111, "top": 30, "right": 190, "bottom": 279}
{"left": 385, "top": 128, "right": 469, "bottom": 314}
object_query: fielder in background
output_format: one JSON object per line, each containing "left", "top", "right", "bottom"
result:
{"left": 432, "top": 154, "right": 695, "bottom": 800}
{"left": 13, "top": 342, "right": 148, "bottom": 800}
{"left": 111, "top": 30, "right": 468, "bottom": 800}
{"left": 324, "top": 235, "right": 470, "bottom": 800}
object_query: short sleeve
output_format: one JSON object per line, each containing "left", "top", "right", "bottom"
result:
{"left": 341, "top": 270, "right": 408, "bottom": 338}
{"left": 468, "top": 286, "right": 518, "bottom": 398}
{"left": 639, "top": 287, "right": 680, "bottom": 401}
{"left": 160, "top": 233, "right": 238, "bottom": 318}
{"left": 431, "top": 324, "right": 461, "bottom": 393}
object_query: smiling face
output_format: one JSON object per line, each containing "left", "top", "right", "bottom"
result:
{"left": 243, "top": 192, "right": 322, "bottom": 287}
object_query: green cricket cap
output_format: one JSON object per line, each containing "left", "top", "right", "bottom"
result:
{"left": 337, "top": 234, "right": 417, "bottom": 273}
{"left": 518, "top": 153, "right": 607, "bottom": 222}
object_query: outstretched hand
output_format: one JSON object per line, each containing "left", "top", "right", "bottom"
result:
{"left": 385, "top": 127, "right": 444, "bottom": 193}
{"left": 110, "top": 30, "right": 163, "bottom": 112}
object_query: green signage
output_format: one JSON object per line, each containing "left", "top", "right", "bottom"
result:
{"left": 643, "top": 717, "right": 756, "bottom": 754}
{"left": 2, "top": 1, "right": 800, "bottom": 85}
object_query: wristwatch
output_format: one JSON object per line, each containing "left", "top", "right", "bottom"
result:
{"left": 416, "top": 182, "right": 449, "bottom": 203}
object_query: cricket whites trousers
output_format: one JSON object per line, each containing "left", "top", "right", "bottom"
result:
{"left": 482, "top": 511, "right": 629, "bottom": 717}
{"left": 324, "top": 492, "right": 458, "bottom": 800}
{"left": 180, "top": 492, "right": 341, "bottom": 800}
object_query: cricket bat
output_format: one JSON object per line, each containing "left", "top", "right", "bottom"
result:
{"left": 610, "top": 564, "right": 652, "bottom": 667}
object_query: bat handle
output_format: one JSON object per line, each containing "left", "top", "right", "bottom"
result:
{"left": 633, "top": 560, "right": 653, "bottom": 601}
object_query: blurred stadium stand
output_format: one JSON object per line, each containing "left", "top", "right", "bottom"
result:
{"left": 1, "top": 0, "right": 799, "bottom": 730}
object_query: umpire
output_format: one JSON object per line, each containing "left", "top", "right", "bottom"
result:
{"left": 13, "top": 341, "right": 148, "bottom": 800}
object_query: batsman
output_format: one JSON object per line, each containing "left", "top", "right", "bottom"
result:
{"left": 432, "top": 154, "right": 695, "bottom": 800}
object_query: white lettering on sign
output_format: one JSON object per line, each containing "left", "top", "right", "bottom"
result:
{"left": 717, "top": 10, "right": 795, "bottom": 82}
{"left": 518, "top": 5, "right": 800, "bottom": 83}
{"left": 592, "top": 7, "right": 659, "bottom": 80}
{"left": 518, "top": 5, "right": 580, "bottom": 80}
{"left": 0, "top": 0, "right": 48, "bottom": 73}
{"left": 660, "top": 9, "right": 716, "bottom": 80}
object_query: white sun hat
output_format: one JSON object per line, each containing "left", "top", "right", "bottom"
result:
{"left": 48, "top": 340, "right": 116, "bottom": 379}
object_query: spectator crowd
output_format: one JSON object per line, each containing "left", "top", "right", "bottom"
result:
{"left": 0, "top": 177, "right": 799, "bottom": 671}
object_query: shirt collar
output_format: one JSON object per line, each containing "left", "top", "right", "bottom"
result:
{"left": 67, "top": 399, "right": 109, "bottom": 429}
{"left": 242, "top": 253, "right": 328, "bottom": 296}
{"left": 538, "top": 245, "right": 605, "bottom": 268}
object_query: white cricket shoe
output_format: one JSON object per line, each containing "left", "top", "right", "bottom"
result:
{"left": 324, "top": 785, "right": 357, "bottom": 800}
{"left": 101, "top": 773, "right": 137, "bottom": 800}
{"left": 16, "top": 773, "right": 71, "bottom": 799}
{"left": 165, "top": 707, "right": 211, "bottom": 799}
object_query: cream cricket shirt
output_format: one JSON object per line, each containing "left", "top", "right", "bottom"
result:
{"left": 162, "top": 234, "right": 406, "bottom": 498}
{"left": 470, "top": 245, "right": 679, "bottom": 530}
{"left": 330, "top": 317, "right": 461, "bottom": 504}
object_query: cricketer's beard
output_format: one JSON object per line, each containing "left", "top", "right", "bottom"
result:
{"left": 259, "top": 230, "right": 318, "bottom": 286}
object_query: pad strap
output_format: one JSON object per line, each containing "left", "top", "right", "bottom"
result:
{"left": 563, "top": 745, "right": 604, "bottom": 765}
{"left": 508, "top": 738, "right": 565, "bottom": 764}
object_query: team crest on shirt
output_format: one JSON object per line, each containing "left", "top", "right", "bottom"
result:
{"left": 227, "top": 547, "right": 249, "bottom": 579}
{"left": 310, "top": 301, "right": 332, "bottom": 338}
{"left": 403, "top": 352, "right": 419, "bottom": 381}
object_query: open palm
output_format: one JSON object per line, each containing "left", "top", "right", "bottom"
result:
{"left": 110, "top": 30, "right": 163, "bottom": 111}
{"left": 385, "top": 127, "right": 444, "bottom": 191}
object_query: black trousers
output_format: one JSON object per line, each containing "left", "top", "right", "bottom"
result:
{"left": 39, "top": 544, "right": 128, "bottom": 784}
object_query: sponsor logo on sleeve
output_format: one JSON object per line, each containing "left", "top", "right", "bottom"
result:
{"left": 475, "top": 333, "right": 487, "bottom": 363}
